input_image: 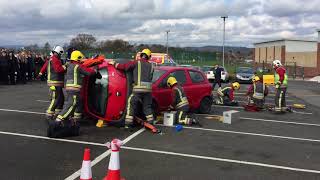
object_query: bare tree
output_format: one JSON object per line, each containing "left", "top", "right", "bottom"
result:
{"left": 70, "top": 34, "right": 97, "bottom": 50}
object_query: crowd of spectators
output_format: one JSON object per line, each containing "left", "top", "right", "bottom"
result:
{"left": 0, "top": 48, "right": 50, "bottom": 85}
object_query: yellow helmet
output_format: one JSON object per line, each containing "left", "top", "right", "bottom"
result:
{"left": 232, "top": 82, "right": 240, "bottom": 90}
{"left": 252, "top": 76, "right": 260, "bottom": 82}
{"left": 140, "top": 49, "right": 152, "bottom": 59}
{"left": 70, "top": 50, "right": 85, "bottom": 61}
{"left": 167, "top": 77, "right": 177, "bottom": 87}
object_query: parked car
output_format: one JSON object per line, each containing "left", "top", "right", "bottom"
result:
{"left": 82, "top": 59, "right": 213, "bottom": 123}
{"left": 235, "top": 67, "right": 254, "bottom": 83}
{"left": 201, "top": 66, "right": 229, "bottom": 83}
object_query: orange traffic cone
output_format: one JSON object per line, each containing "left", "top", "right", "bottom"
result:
{"left": 104, "top": 139, "right": 125, "bottom": 180}
{"left": 80, "top": 148, "right": 92, "bottom": 180}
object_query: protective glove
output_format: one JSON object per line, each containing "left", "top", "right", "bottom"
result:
{"left": 108, "top": 60, "right": 116, "bottom": 66}
{"left": 36, "top": 73, "right": 42, "bottom": 80}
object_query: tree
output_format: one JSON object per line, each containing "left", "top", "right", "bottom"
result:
{"left": 69, "top": 34, "right": 97, "bottom": 50}
{"left": 43, "top": 42, "right": 51, "bottom": 53}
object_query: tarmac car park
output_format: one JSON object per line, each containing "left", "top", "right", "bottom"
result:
{"left": 0, "top": 66, "right": 320, "bottom": 179}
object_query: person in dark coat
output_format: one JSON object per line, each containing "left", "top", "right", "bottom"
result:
{"left": 8, "top": 51, "right": 18, "bottom": 85}
{"left": 0, "top": 51, "right": 9, "bottom": 85}
{"left": 18, "top": 52, "right": 28, "bottom": 84}
{"left": 212, "top": 64, "right": 223, "bottom": 90}
{"left": 34, "top": 54, "right": 44, "bottom": 79}
{"left": 27, "top": 53, "right": 35, "bottom": 81}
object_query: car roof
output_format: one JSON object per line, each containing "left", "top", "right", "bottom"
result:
{"left": 155, "top": 66, "right": 198, "bottom": 71}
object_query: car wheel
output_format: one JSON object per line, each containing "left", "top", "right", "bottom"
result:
{"left": 198, "top": 96, "right": 212, "bottom": 114}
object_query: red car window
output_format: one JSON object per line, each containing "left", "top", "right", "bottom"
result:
{"left": 189, "top": 70, "right": 205, "bottom": 83}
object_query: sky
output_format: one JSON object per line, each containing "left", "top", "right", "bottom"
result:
{"left": 0, "top": 0, "right": 319, "bottom": 48}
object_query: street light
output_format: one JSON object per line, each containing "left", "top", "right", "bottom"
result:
{"left": 165, "top": 30, "right": 170, "bottom": 54}
{"left": 221, "top": 16, "right": 228, "bottom": 67}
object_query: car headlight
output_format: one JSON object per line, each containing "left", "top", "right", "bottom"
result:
{"left": 236, "top": 74, "right": 242, "bottom": 79}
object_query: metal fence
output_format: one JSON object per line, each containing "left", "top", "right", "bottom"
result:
{"left": 285, "top": 62, "right": 305, "bottom": 80}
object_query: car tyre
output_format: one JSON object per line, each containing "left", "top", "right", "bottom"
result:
{"left": 198, "top": 96, "right": 212, "bottom": 114}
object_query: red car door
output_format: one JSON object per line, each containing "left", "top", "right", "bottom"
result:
{"left": 184, "top": 70, "right": 208, "bottom": 109}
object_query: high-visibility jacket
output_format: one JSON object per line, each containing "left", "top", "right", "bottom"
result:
{"left": 39, "top": 54, "right": 65, "bottom": 87}
{"left": 217, "top": 86, "right": 234, "bottom": 101}
{"left": 171, "top": 84, "right": 189, "bottom": 109}
{"left": 253, "top": 81, "right": 266, "bottom": 100}
{"left": 116, "top": 59, "right": 154, "bottom": 93}
{"left": 65, "top": 62, "right": 96, "bottom": 91}
{"left": 275, "top": 66, "right": 288, "bottom": 88}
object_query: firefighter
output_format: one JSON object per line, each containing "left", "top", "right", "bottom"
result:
{"left": 215, "top": 82, "right": 240, "bottom": 106}
{"left": 167, "top": 77, "right": 199, "bottom": 125}
{"left": 273, "top": 60, "right": 288, "bottom": 112}
{"left": 38, "top": 46, "right": 66, "bottom": 120}
{"left": 109, "top": 49, "right": 154, "bottom": 128}
{"left": 246, "top": 76, "right": 268, "bottom": 109}
{"left": 48, "top": 50, "right": 100, "bottom": 138}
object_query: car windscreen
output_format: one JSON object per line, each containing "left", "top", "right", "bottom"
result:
{"left": 201, "top": 67, "right": 211, "bottom": 72}
{"left": 87, "top": 68, "right": 109, "bottom": 117}
{"left": 237, "top": 68, "right": 253, "bottom": 74}
{"left": 152, "top": 69, "right": 167, "bottom": 82}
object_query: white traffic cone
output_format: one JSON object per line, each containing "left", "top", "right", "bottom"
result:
{"left": 104, "top": 139, "right": 125, "bottom": 180}
{"left": 80, "top": 148, "right": 92, "bottom": 180}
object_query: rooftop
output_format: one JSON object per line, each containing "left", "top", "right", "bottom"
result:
{"left": 254, "top": 39, "right": 317, "bottom": 45}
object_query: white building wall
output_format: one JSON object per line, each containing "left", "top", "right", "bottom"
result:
{"left": 254, "top": 41, "right": 285, "bottom": 48}
{"left": 285, "top": 40, "right": 317, "bottom": 52}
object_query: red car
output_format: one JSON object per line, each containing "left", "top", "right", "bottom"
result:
{"left": 82, "top": 59, "right": 213, "bottom": 123}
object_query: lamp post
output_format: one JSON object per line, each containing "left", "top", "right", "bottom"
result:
{"left": 166, "top": 30, "right": 170, "bottom": 54}
{"left": 221, "top": 16, "right": 228, "bottom": 67}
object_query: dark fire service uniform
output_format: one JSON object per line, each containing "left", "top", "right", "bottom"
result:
{"left": 39, "top": 54, "right": 65, "bottom": 118}
{"left": 115, "top": 59, "right": 154, "bottom": 125}
{"left": 171, "top": 84, "right": 192, "bottom": 125}
{"left": 56, "top": 62, "right": 96, "bottom": 122}
{"left": 216, "top": 86, "right": 237, "bottom": 106}
{"left": 247, "top": 80, "right": 268, "bottom": 109}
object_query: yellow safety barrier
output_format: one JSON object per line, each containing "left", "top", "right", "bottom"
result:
{"left": 263, "top": 75, "right": 275, "bottom": 86}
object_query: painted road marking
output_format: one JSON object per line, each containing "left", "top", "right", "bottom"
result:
{"left": 211, "top": 105, "right": 313, "bottom": 115}
{"left": 157, "top": 124, "right": 320, "bottom": 143}
{"left": 36, "top": 100, "right": 50, "bottom": 103}
{"left": 240, "top": 117, "right": 320, "bottom": 127}
{"left": 0, "top": 130, "right": 319, "bottom": 174}
{"left": 0, "top": 108, "right": 45, "bottom": 115}
{"left": 65, "top": 128, "right": 145, "bottom": 180}
{"left": 122, "top": 146, "right": 320, "bottom": 174}
{"left": 0, "top": 129, "right": 145, "bottom": 180}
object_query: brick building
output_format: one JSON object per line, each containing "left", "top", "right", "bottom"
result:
{"left": 253, "top": 30, "right": 320, "bottom": 77}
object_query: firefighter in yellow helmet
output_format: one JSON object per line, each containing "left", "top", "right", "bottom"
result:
{"left": 48, "top": 50, "right": 100, "bottom": 138}
{"left": 246, "top": 76, "right": 268, "bottom": 109}
{"left": 215, "top": 82, "right": 240, "bottom": 106}
{"left": 167, "top": 77, "right": 199, "bottom": 125}
{"left": 109, "top": 49, "right": 154, "bottom": 129}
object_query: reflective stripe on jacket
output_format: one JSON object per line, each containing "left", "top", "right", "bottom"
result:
{"left": 47, "top": 55, "right": 65, "bottom": 87}
{"left": 253, "top": 81, "right": 265, "bottom": 100}
{"left": 116, "top": 59, "right": 154, "bottom": 93}
{"left": 65, "top": 62, "right": 95, "bottom": 91}
{"left": 172, "top": 85, "right": 189, "bottom": 109}
{"left": 274, "top": 66, "right": 288, "bottom": 87}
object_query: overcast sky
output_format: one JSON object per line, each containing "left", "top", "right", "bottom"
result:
{"left": 0, "top": 0, "right": 319, "bottom": 47}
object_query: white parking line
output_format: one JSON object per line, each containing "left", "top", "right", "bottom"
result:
{"left": 0, "top": 128, "right": 145, "bottom": 180}
{"left": 122, "top": 146, "right": 320, "bottom": 174}
{"left": 240, "top": 117, "right": 320, "bottom": 127}
{"left": 211, "top": 105, "right": 313, "bottom": 115}
{"left": 1, "top": 130, "right": 319, "bottom": 174}
{"left": 36, "top": 100, "right": 50, "bottom": 103}
{"left": 0, "top": 108, "right": 45, "bottom": 115}
{"left": 65, "top": 128, "right": 145, "bottom": 180}
{"left": 167, "top": 126, "right": 320, "bottom": 143}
